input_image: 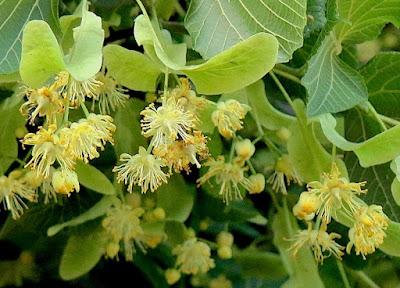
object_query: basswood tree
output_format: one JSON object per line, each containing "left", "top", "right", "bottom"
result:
{"left": 0, "top": 0, "right": 400, "bottom": 287}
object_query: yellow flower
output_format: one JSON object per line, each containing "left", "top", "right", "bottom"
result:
{"left": 198, "top": 156, "right": 251, "bottom": 203}
{"left": 173, "top": 238, "right": 215, "bottom": 275}
{"left": 20, "top": 86, "right": 64, "bottom": 125}
{"left": 102, "top": 203, "right": 145, "bottom": 261}
{"left": 0, "top": 171, "right": 37, "bottom": 219}
{"left": 61, "top": 72, "right": 102, "bottom": 107}
{"left": 51, "top": 169, "right": 80, "bottom": 195}
{"left": 209, "top": 275, "right": 232, "bottom": 288}
{"left": 153, "top": 131, "right": 209, "bottom": 173}
{"left": 141, "top": 97, "right": 196, "bottom": 146}
{"left": 60, "top": 114, "right": 115, "bottom": 162}
{"left": 289, "top": 223, "right": 344, "bottom": 264}
{"left": 113, "top": 147, "right": 169, "bottom": 193}
{"left": 165, "top": 269, "right": 181, "bottom": 285}
{"left": 268, "top": 154, "right": 302, "bottom": 194}
{"left": 306, "top": 163, "right": 366, "bottom": 223}
{"left": 293, "top": 192, "right": 321, "bottom": 221}
{"left": 94, "top": 73, "right": 129, "bottom": 114}
{"left": 170, "top": 78, "right": 206, "bottom": 113}
{"left": 211, "top": 100, "right": 250, "bottom": 139}
{"left": 216, "top": 232, "right": 234, "bottom": 247}
{"left": 346, "top": 205, "right": 388, "bottom": 259}
{"left": 22, "top": 125, "right": 74, "bottom": 178}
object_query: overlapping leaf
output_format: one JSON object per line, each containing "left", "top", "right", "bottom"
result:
{"left": 184, "top": 0, "right": 307, "bottom": 63}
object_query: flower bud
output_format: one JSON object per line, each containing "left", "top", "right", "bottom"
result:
{"left": 52, "top": 169, "right": 80, "bottom": 195}
{"left": 126, "top": 193, "right": 142, "bottom": 209}
{"left": 276, "top": 127, "right": 291, "bottom": 142}
{"left": 293, "top": 192, "right": 321, "bottom": 221}
{"left": 247, "top": 174, "right": 265, "bottom": 194}
{"left": 152, "top": 207, "right": 166, "bottom": 221}
{"left": 165, "top": 269, "right": 181, "bottom": 285}
{"left": 235, "top": 139, "right": 255, "bottom": 161}
{"left": 217, "top": 246, "right": 232, "bottom": 259}
{"left": 217, "top": 232, "right": 234, "bottom": 247}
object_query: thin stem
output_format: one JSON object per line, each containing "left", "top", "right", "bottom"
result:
{"left": 164, "top": 68, "right": 169, "bottom": 96}
{"left": 270, "top": 71, "right": 296, "bottom": 112}
{"left": 331, "top": 145, "right": 337, "bottom": 163}
{"left": 80, "top": 102, "right": 90, "bottom": 117}
{"left": 379, "top": 114, "right": 400, "bottom": 126}
{"left": 275, "top": 64, "right": 305, "bottom": 78}
{"left": 273, "top": 68, "right": 302, "bottom": 84}
{"left": 367, "top": 101, "right": 387, "bottom": 131}
{"left": 174, "top": 0, "right": 186, "bottom": 17}
{"left": 172, "top": 73, "right": 181, "bottom": 87}
{"left": 246, "top": 160, "right": 257, "bottom": 174}
{"left": 63, "top": 101, "right": 70, "bottom": 125}
{"left": 263, "top": 136, "right": 282, "bottom": 156}
{"left": 355, "top": 271, "right": 380, "bottom": 288}
{"left": 337, "top": 260, "right": 351, "bottom": 288}
{"left": 229, "top": 139, "right": 236, "bottom": 162}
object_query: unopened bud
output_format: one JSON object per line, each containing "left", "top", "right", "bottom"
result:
{"left": 152, "top": 207, "right": 166, "bottom": 221}
{"left": 276, "top": 127, "right": 291, "bottom": 142}
{"left": 52, "top": 169, "right": 80, "bottom": 195}
{"left": 165, "top": 269, "right": 181, "bottom": 285}
{"left": 217, "top": 232, "right": 234, "bottom": 247}
{"left": 235, "top": 139, "right": 255, "bottom": 160}
{"left": 247, "top": 174, "right": 265, "bottom": 194}
{"left": 217, "top": 246, "right": 232, "bottom": 259}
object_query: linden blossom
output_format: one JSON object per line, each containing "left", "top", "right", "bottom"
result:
{"left": 268, "top": 154, "right": 302, "bottom": 195}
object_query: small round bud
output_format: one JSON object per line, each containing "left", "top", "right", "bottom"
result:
{"left": 235, "top": 139, "right": 255, "bottom": 160}
{"left": 52, "top": 169, "right": 80, "bottom": 195}
{"left": 217, "top": 232, "right": 234, "bottom": 247}
{"left": 145, "top": 93, "right": 157, "bottom": 103}
{"left": 165, "top": 269, "right": 181, "bottom": 285}
{"left": 276, "top": 127, "right": 291, "bottom": 142}
{"left": 152, "top": 207, "right": 166, "bottom": 221}
{"left": 126, "top": 193, "right": 142, "bottom": 209}
{"left": 185, "top": 228, "right": 196, "bottom": 239}
{"left": 199, "top": 219, "right": 210, "bottom": 231}
{"left": 247, "top": 174, "right": 265, "bottom": 194}
{"left": 293, "top": 192, "right": 321, "bottom": 221}
{"left": 144, "top": 198, "right": 156, "bottom": 209}
{"left": 217, "top": 246, "right": 232, "bottom": 259}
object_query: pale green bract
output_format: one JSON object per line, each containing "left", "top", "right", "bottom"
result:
{"left": 0, "top": 0, "right": 60, "bottom": 74}
{"left": 184, "top": 0, "right": 307, "bottom": 63}
{"left": 75, "top": 161, "right": 116, "bottom": 195}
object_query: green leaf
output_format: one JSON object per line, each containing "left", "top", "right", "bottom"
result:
{"left": 0, "top": 0, "right": 60, "bottom": 74}
{"left": 391, "top": 178, "right": 400, "bottom": 206}
{"left": 75, "top": 161, "right": 116, "bottom": 195}
{"left": 157, "top": 174, "right": 195, "bottom": 222}
{"left": 164, "top": 221, "right": 186, "bottom": 246}
{"left": 65, "top": 7, "right": 104, "bottom": 81}
{"left": 246, "top": 80, "right": 295, "bottom": 131}
{"left": 304, "top": 0, "right": 327, "bottom": 37}
{"left": 182, "top": 33, "right": 278, "bottom": 95}
{"left": 234, "top": 248, "right": 287, "bottom": 280}
{"left": 103, "top": 44, "right": 161, "bottom": 92}
{"left": 47, "top": 196, "right": 119, "bottom": 237}
{"left": 319, "top": 113, "right": 400, "bottom": 167}
{"left": 59, "top": 15, "right": 82, "bottom": 54}
{"left": 272, "top": 204, "right": 324, "bottom": 288}
{"left": 361, "top": 52, "right": 400, "bottom": 117}
{"left": 0, "top": 101, "right": 25, "bottom": 175}
{"left": 303, "top": 33, "right": 368, "bottom": 116}
{"left": 114, "top": 99, "right": 147, "bottom": 157}
{"left": 197, "top": 100, "right": 216, "bottom": 134}
{"left": 59, "top": 226, "right": 105, "bottom": 280}
{"left": 334, "top": 0, "right": 400, "bottom": 44}
{"left": 20, "top": 20, "right": 65, "bottom": 88}
{"left": 287, "top": 100, "right": 332, "bottom": 182}
{"left": 184, "top": 0, "right": 307, "bottom": 63}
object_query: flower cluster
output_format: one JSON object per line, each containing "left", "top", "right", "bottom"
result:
{"left": 198, "top": 139, "right": 265, "bottom": 203}
{"left": 114, "top": 79, "right": 209, "bottom": 193}
{"left": 290, "top": 164, "right": 389, "bottom": 262}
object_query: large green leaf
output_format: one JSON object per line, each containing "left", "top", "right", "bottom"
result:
{"left": 361, "top": 52, "right": 400, "bottom": 117}
{"left": 20, "top": 20, "right": 65, "bottom": 88}
{"left": 181, "top": 33, "right": 279, "bottom": 95}
{"left": 319, "top": 113, "right": 400, "bottom": 167}
{"left": 64, "top": 7, "right": 104, "bottom": 81}
{"left": 184, "top": 0, "right": 307, "bottom": 63}
{"left": 334, "top": 0, "right": 400, "bottom": 44}
{"left": 59, "top": 226, "right": 105, "bottom": 280}
{"left": 272, "top": 204, "right": 324, "bottom": 288}
{"left": 157, "top": 174, "right": 195, "bottom": 222}
{"left": 47, "top": 196, "right": 119, "bottom": 236}
{"left": 302, "top": 33, "right": 368, "bottom": 117}
{"left": 75, "top": 161, "right": 116, "bottom": 195}
{"left": 0, "top": 0, "right": 60, "bottom": 74}
{"left": 103, "top": 44, "right": 161, "bottom": 92}
{"left": 0, "top": 101, "right": 25, "bottom": 175}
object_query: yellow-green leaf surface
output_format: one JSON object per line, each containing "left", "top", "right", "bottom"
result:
{"left": 59, "top": 226, "right": 105, "bottom": 280}
{"left": 184, "top": 0, "right": 307, "bottom": 63}
{"left": 75, "top": 162, "right": 116, "bottom": 195}
{"left": 181, "top": 33, "right": 279, "bottom": 95}
{"left": 0, "top": 0, "right": 60, "bottom": 74}
{"left": 20, "top": 20, "right": 65, "bottom": 88}
{"left": 319, "top": 113, "right": 400, "bottom": 167}
{"left": 65, "top": 8, "right": 104, "bottom": 81}
{"left": 103, "top": 45, "right": 161, "bottom": 92}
